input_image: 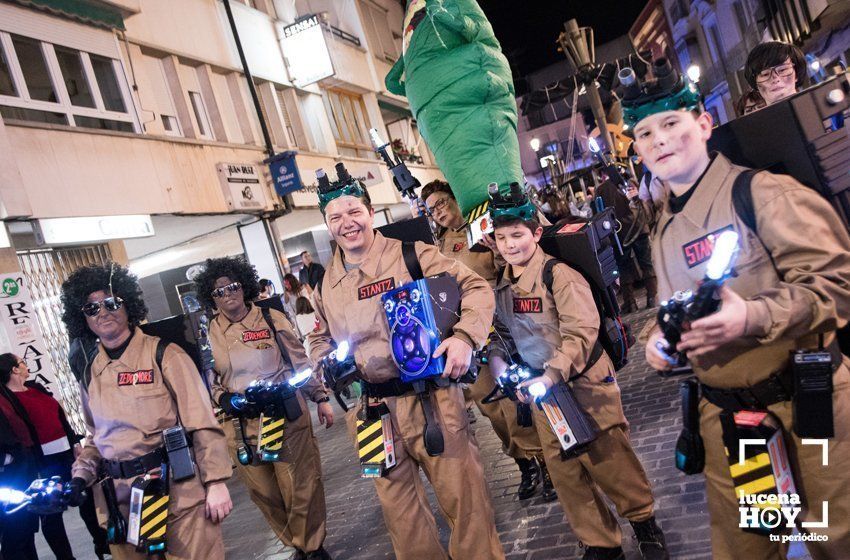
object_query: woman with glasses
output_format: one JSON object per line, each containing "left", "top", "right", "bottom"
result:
{"left": 194, "top": 256, "right": 334, "bottom": 560}
{"left": 60, "top": 263, "right": 233, "bottom": 560}
{"left": 744, "top": 41, "right": 810, "bottom": 107}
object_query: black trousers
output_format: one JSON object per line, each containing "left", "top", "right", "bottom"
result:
{"left": 617, "top": 233, "right": 655, "bottom": 284}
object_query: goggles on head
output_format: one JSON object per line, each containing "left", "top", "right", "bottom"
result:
{"left": 317, "top": 163, "right": 368, "bottom": 213}
{"left": 488, "top": 182, "right": 537, "bottom": 222}
{"left": 619, "top": 57, "right": 703, "bottom": 128}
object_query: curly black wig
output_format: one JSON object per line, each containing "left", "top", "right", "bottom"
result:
{"left": 60, "top": 263, "right": 148, "bottom": 339}
{"left": 194, "top": 256, "right": 260, "bottom": 309}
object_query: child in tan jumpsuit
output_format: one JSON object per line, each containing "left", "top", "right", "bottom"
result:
{"left": 60, "top": 264, "right": 232, "bottom": 560}
{"left": 486, "top": 194, "right": 668, "bottom": 560}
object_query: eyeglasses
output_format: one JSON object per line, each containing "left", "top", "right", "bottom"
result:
{"left": 81, "top": 296, "right": 124, "bottom": 317}
{"left": 755, "top": 63, "right": 794, "bottom": 83}
{"left": 427, "top": 197, "right": 451, "bottom": 213}
{"left": 211, "top": 282, "right": 242, "bottom": 299}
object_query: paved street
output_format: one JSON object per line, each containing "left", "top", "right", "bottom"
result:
{"left": 40, "top": 305, "right": 791, "bottom": 560}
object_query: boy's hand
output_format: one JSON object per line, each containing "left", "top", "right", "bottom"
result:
{"left": 434, "top": 336, "right": 473, "bottom": 379}
{"left": 646, "top": 329, "right": 674, "bottom": 372}
{"left": 316, "top": 401, "right": 334, "bottom": 428}
{"left": 478, "top": 233, "right": 499, "bottom": 253}
{"left": 678, "top": 286, "right": 747, "bottom": 358}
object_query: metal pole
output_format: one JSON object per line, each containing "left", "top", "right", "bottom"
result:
{"left": 222, "top": 0, "right": 275, "bottom": 158}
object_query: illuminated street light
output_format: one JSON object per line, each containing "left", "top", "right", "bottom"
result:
{"left": 687, "top": 64, "right": 701, "bottom": 83}
{"left": 530, "top": 137, "right": 541, "bottom": 152}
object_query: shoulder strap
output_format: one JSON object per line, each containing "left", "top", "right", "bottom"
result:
{"left": 155, "top": 338, "right": 168, "bottom": 373}
{"left": 542, "top": 258, "right": 558, "bottom": 294}
{"left": 732, "top": 169, "right": 758, "bottom": 234}
{"left": 402, "top": 241, "right": 424, "bottom": 281}
{"left": 260, "top": 306, "right": 293, "bottom": 368}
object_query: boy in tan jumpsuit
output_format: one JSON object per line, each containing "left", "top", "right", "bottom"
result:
{"left": 628, "top": 61, "right": 850, "bottom": 559}
{"left": 194, "top": 256, "right": 333, "bottom": 560}
{"left": 60, "top": 264, "right": 232, "bottom": 560}
{"left": 422, "top": 179, "right": 554, "bottom": 501}
{"left": 485, "top": 192, "right": 668, "bottom": 560}
{"left": 307, "top": 175, "right": 504, "bottom": 560}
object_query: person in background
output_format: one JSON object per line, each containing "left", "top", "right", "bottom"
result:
{"left": 298, "top": 251, "right": 325, "bottom": 290}
{"left": 258, "top": 278, "right": 276, "bottom": 300}
{"left": 295, "top": 296, "right": 317, "bottom": 353}
{"left": 283, "top": 274, "right": 311, "bottom": 337}
{"left": 0, "top": 356, "right": 40, "bottom": 560}
{"left": 734, "top": 89, "right": 767, "bottom": 117}
{"left": 744, "top": 41, "right": 810, "bottom": 106}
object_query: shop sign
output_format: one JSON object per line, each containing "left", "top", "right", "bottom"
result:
{"left": 280, "top": 14, "right": 334, "bottom": 87}
{"left": 266, "top": 151, "right": 303, "bottom": 196}
{"left": 0, "top": 274, "right": 56, "bottom": 388}
{"left": 216, "top": 163, "right": 268, "bottom": 211}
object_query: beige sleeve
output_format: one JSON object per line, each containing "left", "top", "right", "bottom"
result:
{"left": 70, "top": 384, "right": 102, "bottom": 485}
{"left": 417, "top": 241, "right": 496, "bottom": 350}
{"left": 742, "top": 175, "right": 850, "bottom": 342}
{"left": 161, "top": 345, "right": 231, "bottom": 486}
{"left": 543, "top": 263, "right": 601, "bottom": 384}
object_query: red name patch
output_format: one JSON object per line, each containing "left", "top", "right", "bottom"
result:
{"left": 358, "top": 278, "right": 395, "bottom": 300}
{"left": 513, "top": 297, "right": 543, "bottom": 313}
{"left": 682, "top": 226, "right": 735, "bottom": 268}
{"left": 117, "top": 370, "right": 154, "bottom": 386}
{"left": 242, "top": 329, "right": 272, "bottom": 343}
{"left": 452, "top": 242, "right": 466, "bottom": 252}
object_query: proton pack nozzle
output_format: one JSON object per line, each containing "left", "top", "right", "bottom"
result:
{"left": 619, "top": 57, "right": 703, "bottom": 128}
{"left": 489, "top": 182, "right": 538, "bottom": 222}
{"left": 317, "top": 162, "right": 368, "bottom": 213}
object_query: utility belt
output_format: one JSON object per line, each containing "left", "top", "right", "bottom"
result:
{"left": 98, "top": 426, "right": 195, "bottom": 557}
{"left": 700, "top": 370, "right": 794, "bottom": 413}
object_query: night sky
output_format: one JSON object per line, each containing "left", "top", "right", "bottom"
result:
{"left": 478, "top": 0, "right": 649, "bottom": 82}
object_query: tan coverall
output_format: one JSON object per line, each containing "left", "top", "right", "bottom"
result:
{"left": 491, "top": 246, "right": 657, "bottom": 548}
{"left": 307, "top": 231, "right": 504, "bottom": 560}
{"left": 208, "top": 305, "right": 328, "bottom": 553}
{"left": 72, "top": 330, "right": 231, "bottom": 560}
{"left": 650, "top": 154, "right": 850, "bottom": 559}
{"left": 436, "top": 227, "right": 543, "bottom": 459}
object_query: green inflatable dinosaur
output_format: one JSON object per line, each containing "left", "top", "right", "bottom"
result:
{"left": 386, "top": 0, "right": 523, "bottom": 220}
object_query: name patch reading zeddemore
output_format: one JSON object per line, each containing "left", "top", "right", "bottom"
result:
{"left": 242, "top": 329, "right": 272, "bottom": 343}
{"left": 513, "top": 297, "right": 543, "bottom": 313}
{"left": 118, "top": 370, "right": 154, "bottom": 386}
{"left": 682, "top": 225, "right": 735, "bottom": 268}
{"left": 358, "top": 278, "right": 395, "bottom": 300}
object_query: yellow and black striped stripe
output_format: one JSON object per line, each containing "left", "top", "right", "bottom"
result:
{"left": 259, "top": 416, "right": 285, "bottom": 452}
{"left": 465, "top": 201, "right": 490, "bottom": 224}
{"left": 139, "top": 493, "right": 168, "bottom": 543}
{"left": 726, "top": 443, "right": 777, "bottom": 504}
{"left": 356, "top": 418, "right": 385, "bottom": 465}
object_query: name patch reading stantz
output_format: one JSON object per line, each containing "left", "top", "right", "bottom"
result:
{"left": 359, "top": 278, "right": 395, "bottom": 300}
{"left": 118, "top": 370, "right": 154, "bottom": 386}
{"left": 682, "top": 225, "right": 735, "bottom": 268}
{"left": 513, "top": 297, "right": 543, "bottom": 313}
{"left": 242, "top": 329, "right": 272, "bottom": 343}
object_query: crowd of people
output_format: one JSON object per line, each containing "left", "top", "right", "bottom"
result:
{"left": 1, "top": 38, "right": 848, "bottom": 560}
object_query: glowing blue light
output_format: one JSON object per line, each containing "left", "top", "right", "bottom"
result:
{"left": 705, "top": 231, "right": 740, "bottom": 280}
{"left": 336, "top": 340, "right": 350, "bottom": 362}
{"left": 288, "top": 368, "right": 313, "bottom": 387}
{"left": 528, "top": 382, "right": 547, "bottom": 398}
{"left": 588, "top": 137, "right": 601, "bottom": 153}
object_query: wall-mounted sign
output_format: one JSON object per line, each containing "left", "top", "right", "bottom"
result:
{"left": 267, "top": 151, "right": 304, "bottom": 196}
{"left": 0, "top": 274, "right": 56, "bottom": 389}
{"left": 33, "top": 215, "right": 154, "bottom": 245}
{"left": 216, "top": 163, "right": 268, "bottom": 211}
{"left": 280, "top": 14, "right": 335, "bottom": 87}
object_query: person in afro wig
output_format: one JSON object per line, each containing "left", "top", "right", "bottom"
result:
{"left": 193, "top": 256, "right": 260, "bottom": 311}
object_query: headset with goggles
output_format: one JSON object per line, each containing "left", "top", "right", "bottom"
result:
{"left": 619, "top": 58, "right": 703, "bottom": 128}
{"left": 488, "top": 182, "right": 538, "bottom": 222}
{"left": 317, "top": 162, "right": 368, "bottom": 213}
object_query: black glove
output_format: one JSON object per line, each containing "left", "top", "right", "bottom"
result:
{"left": 65, "top": 477, "right": 87, "bottom": 508}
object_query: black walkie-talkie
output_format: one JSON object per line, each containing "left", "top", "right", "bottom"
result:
{"left": 675, "top": 377, "right": 705, "bottom": 474}
{"left": 163, "top": 426, "right": 195, "bottom": 481}
{"left": 792, "top": 349, "right": 834, "bottom": 438}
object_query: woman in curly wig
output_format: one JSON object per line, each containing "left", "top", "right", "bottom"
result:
{"left": 195, "top": 256, "right": 334, "bottom": 560}
{"left": 60, "top": 263, "right": 233, "bottom": 560}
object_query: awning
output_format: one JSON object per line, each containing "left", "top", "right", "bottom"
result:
{"left": 9, "top": 0, "right": 125, "bottom": 30}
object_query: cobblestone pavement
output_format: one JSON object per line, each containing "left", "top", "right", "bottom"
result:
{"left": 37, "top": 304, "right": 810, "bottom": 559}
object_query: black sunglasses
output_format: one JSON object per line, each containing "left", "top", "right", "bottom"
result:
{"left": 211, "top": 282, "right": 242, "bottom": 299}
{"left": 81, "top": 296, "right": 124, "bottom": 317}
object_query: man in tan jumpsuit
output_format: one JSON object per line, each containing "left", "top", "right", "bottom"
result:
{"left": 422, "top": 179, "right": 554, "bottom": 501}
{"left": 60, "top": 264, "right": 232, "bottom": 560}
{"left": 194, "top": 256, "right": 333, "bottom": 560}
{"left": 485, "top": 195, "right": 668, "bottom": 560}
{"left": 629, "top": 64, "right": 850, "bottom": 559}
{"left": 307, "top": 176, "right": 504, "bottom": 560}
